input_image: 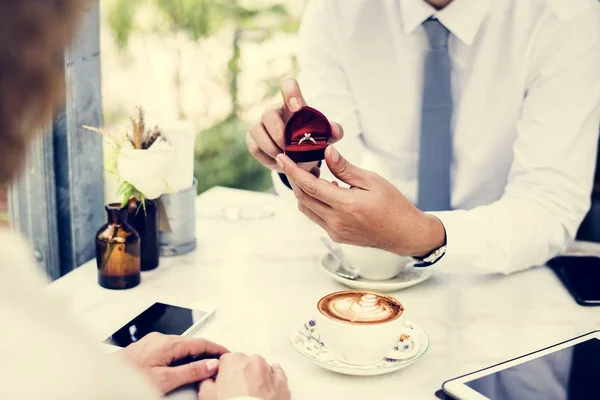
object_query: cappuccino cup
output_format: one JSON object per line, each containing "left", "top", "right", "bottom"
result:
{"left": 315, "top": 290, "right": 406, "bottom": 365}
{"left": 340, "top": 244, "right": 410, "bottom": 281}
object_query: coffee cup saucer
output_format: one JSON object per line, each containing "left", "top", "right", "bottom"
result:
{"left": 320, "top": 252, "right": 433, "bottom": 293}
{"left": 289, "top": 318, "right": 429, "bottom": 376}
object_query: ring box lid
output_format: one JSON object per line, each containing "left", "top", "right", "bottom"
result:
{"left": 284, "top": 106, "right": 331, "bottom": 163}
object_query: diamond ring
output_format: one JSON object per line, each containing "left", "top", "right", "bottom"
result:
{"left": 298, "top": 132, "right": 317, "bottom": 145}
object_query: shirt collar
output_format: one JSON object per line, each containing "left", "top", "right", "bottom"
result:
{"left": 399, "top": 0, "right": 492, "bottom": 45}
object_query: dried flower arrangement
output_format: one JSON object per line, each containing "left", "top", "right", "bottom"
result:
{"left": 84, "top": 107, "right": 175, "bottom": 208}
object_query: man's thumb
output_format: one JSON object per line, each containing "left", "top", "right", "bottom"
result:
{"left": 325, "top": 146, "right": 370, "bottom": 189}
{"left": 281, "top": 77, "right": 307, "bottom": 120}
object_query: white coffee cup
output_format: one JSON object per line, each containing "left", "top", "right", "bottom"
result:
{"left": 340, "top": 244, "right": 410, "bottom": 281}
{"left": 315, "top": 290, "right": 406, "bottom": 365}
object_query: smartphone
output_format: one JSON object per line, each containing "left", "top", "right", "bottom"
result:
{"left": 548, "top": 256, "right": 600, "bottom": 306}
{"left": 104, "top": 302, "right": 216, "bottom": 347}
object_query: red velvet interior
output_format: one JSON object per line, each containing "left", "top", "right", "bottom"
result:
{"left": 284, "top": 106, "right": 331, "bottom": 163}
{"left": 285, "top": 143, "right": 328, "bottom": 152}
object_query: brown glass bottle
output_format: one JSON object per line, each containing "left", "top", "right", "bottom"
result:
{"left": 96, "top": 204, "right": 141, "bottom": 289}
{"left": 126, "top": 198, "right": 160, "bottom": 271}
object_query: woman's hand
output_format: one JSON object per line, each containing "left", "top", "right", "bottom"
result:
{"left": 121, "top": 332, "right": 229, "bottom": 394}
{"left": 198, "top": 353, "right": 290, "bottom": 400}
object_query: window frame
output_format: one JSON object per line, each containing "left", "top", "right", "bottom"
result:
{"left": 9, "top": 128, "right": 61, "bottom": 280}
{"left": 8, "top": 1, "right": 104, "bottom": 280}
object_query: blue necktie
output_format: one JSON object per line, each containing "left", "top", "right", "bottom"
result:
{"left": 417, "top": 18, "right": 452, "bottom": 211}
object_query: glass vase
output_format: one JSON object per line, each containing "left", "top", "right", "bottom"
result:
{"left": 126, "top": 198, "right": 160, "bottom": 271}
{"left": 95, "top": 204, "right": 141, "bottom": 290}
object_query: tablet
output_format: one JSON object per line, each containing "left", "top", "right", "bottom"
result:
{"left": 104, "top": 302, "right": 216, "bottom": 347}
{"left": 442, "top": 331, "right": 600, "bottom": 400}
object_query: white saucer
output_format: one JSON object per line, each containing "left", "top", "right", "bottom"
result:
{"left": 289, "top": 318, "right": 429, "bottom": 376}
{"left": 320, "top": 252, "right": 433, "bottom": 293}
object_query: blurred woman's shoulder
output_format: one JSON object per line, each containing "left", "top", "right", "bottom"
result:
{"left": 0, "top": 228, "right": 50, "bottom": 290}
{"left": 0, "top": 227, "right": 160, "bottom": 398}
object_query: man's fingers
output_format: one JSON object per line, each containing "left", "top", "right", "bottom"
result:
{"left": 249, "top": 117, "right": 283, "bottom": 157}
{"left": 298, "top": 203, "right": 329, "bottom": 231}
{"left": 161, "top": 359, "right": 220, "bottom": 393}
{"left": 246, "top": 132, "right": 281, "bottom": 172}
{"left": 325, "top": 146, "right": 371, "bottom": 189}
{"left": 289, "top": 181, "right": 330, "bottom": 229}
{"left": 329, "top": 122, "right": 344, "bottom": 143}
{"left": 260, "top": 106, "right": 286, "bottom": 149}
{"left": 198, "top": 378, "right": 217, "bottom": 400}
{"left": 276, "top": 154, "right": 345, "bottom": 206}
{"left": 289, "top": 180, "right": 331, "bottom": 218}
{"left": 281, "top": 78, "right": 307, "bottom": 121}
{"left": 169, "top": 337, "right": 229, "bottom": 362}
{"left": 309, "top": 165, "right": 321, "bottom": 178}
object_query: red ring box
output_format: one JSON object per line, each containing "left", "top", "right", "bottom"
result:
{"left": 284, "top": 106, "right": 331, "bottom": 163}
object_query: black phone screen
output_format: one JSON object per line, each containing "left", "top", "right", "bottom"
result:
{"left": 104, "top": 302, "right": 207, "bottom": 347}
{"left": 548, "top": 257, "right": 600, "bottom": 305}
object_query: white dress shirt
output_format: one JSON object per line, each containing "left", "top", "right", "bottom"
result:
{"left": 273, "top": 0, "right": 600, "bottom": 274}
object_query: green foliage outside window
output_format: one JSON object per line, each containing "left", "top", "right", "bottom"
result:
{"left": 106, "top": 0, "right": 300, "bottom": 194}
{"left": 194, "top": 115, "right": 273, "bottom": 193}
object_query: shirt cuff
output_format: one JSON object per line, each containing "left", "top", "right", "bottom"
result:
{"left": 426, "top": 210, "right": 479, "bottom": 273}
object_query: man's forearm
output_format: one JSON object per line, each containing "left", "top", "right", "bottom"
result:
{"left": 426, "top": 196, "right": 586, "bottom": 275}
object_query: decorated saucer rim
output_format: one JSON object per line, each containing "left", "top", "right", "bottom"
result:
{"left": 289, "top": 317, "right": 430, "bottom": 372}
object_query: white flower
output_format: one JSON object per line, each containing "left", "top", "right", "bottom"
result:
{"left": 116, "top": 138, "right": 175, "bottom": 200}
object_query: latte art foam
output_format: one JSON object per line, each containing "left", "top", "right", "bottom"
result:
{"left": 318, "top": 291, "right": 403, "bottom": 324}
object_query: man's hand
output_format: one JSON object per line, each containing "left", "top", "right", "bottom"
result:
{"left": 246, "top": 77, "right": 344, "bottom": 174}
{"left": 276, "top": 146, "right": 446, "bottom": 257}
{"left": 121, "top": 332, "right": 229, "bottom": 394}
{"left": 198, "top": 353, "right": 290, "bottom": 400}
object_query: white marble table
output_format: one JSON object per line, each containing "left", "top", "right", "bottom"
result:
{"left": 48, "top": 187, "right": 600, "bottom": 400}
